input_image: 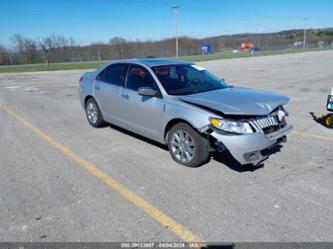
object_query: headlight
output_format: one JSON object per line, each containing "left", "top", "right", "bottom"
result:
{"left": 277, "top": 106, "right": 289, "bottom": 122}
{"left": 210, "top": 118, "right": 254, "bottom": 134}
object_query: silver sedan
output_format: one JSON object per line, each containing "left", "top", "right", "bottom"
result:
{"left": 79, "top": 59, "right": 292, "bottom": 167}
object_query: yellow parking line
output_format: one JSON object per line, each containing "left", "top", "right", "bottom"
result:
{"left": 292, "top": 131, "right": 333, "bottom": 142}
{"left": 0, "top": 104, "right": 201, "bottom": 242}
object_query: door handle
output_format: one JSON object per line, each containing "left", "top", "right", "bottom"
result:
{"left": 121, "top": 94, "right": 129, "bottom": 100}
{"left": 94, "top": 86, "right": 100, "bottom": 90}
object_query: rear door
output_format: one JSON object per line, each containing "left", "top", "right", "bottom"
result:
{"left": 119, "top": 64, "right": 165, "bottom": 141}
{"left": 94, "top": 63, "right": 128, "bottom": 125}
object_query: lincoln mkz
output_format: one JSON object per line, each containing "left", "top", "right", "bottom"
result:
{"left": 79, "top": 59, "right": 292, "bottom": 167}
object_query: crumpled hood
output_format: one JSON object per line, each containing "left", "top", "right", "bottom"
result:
{"left": 178, "top": 87, "right": 289, "bottom": 116}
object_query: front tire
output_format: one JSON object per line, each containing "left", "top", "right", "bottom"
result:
{"left": 167, "top": 123, "right": 210, "bottom": 167}
{"left": 85, "top": 98, "right": 106, "bottom": 128}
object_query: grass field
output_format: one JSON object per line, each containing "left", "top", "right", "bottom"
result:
{"left": 1, "top": 46, "right": 332, "bottom": 73}
{"left": 180, "top": 46, "right": 333, "bottom": 62}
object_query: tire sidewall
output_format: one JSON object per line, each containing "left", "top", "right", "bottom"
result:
{"left": 85, "top": 98, "right": 104, "bottom": 127}
{"left": 167, "top": 123, "right": 209, "bottom": 167}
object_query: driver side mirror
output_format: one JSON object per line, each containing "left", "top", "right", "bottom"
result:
{"left": 138, "top": 87, "right": 157, "bottom": 97}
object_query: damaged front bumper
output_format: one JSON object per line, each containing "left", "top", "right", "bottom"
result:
{"left": 210, "top": 124, "right": 293, "bottom": 165}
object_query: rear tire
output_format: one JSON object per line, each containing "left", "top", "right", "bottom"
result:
{"left": 325, "top": 113, "right": 333, "bottom": 128}
{"left": 85, "top": 98, "right": 106, "bottom": 128}
{"left": 167, "top": 123, "right": 210, "bottom": 167}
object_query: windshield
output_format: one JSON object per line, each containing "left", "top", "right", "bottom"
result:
{"left": 151, "top": 64, "right": 229, "bottom": 95}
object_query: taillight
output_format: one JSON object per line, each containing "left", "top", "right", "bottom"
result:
{"left": 79, "top": 75, "right": 84, "bottom": 82}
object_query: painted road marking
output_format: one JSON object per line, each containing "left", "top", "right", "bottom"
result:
{"left": 24, "top": 87, "right": 39, "bottom": 92}
{"left": 0, "top": 104, "right": 202, "bottom": 242}
{"left": 5, "top": 86, "right": 20, "bottom": 91}
{"left": 292, "top": 131, "right": 333, "bottom": 142}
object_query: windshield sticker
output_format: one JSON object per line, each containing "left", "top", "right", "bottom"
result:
{"left": 191, "top": 65, "right": 206, "bottom": 71}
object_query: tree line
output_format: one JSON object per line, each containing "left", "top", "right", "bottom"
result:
{"left": 1, "top": 28, "right": 332, "bottom": 66}
{"left": 0, "top": 34, "right": 210, "bottom": 65}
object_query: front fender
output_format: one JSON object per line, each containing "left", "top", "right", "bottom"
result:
{"left": 161, "top": 99, "right": 216, "bottom": 142}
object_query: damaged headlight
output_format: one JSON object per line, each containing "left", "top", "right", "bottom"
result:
{"left": 277, "top": 106, "right": 289, "bottom": 122}
{"left": 210, "top": 118, "right": 254, "bottom": 134}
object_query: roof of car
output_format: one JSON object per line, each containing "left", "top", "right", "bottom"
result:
{"left": 109, "top": 58, "right": 193, "bottom": 67}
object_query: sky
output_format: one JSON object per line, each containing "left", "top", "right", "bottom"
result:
{"left": 0, "top": 0, "right": 332, "bottom": 46}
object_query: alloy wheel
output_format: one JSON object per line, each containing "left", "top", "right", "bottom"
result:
{"left": 86, "top": 101, "right": 98, "bottom": 125}
{"left": 170, "top": 129, "right": 196, "bottom": 163}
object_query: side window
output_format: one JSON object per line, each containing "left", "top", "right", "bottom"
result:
{"left": 98, "top": 64, "right": 128, "bottom": 86}
{"left": 126, "top": 65, "right": 157, "bottom": 91}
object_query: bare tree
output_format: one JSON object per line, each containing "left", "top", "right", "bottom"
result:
{"left": 11, "top": 34, "right": 25, "bottom": 53}
{"left": 11, "top": 34, "right": 40, "bottom": 64}
{"left": 2, "top": 28, "right": 332, "bottom": 66}
{"left": 0, "top": 43, "right": 10, "bottom": 65}
{"left": 109, "top": 37, "right": 127, "bottom": 45}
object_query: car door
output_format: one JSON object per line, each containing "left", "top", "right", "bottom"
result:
{"left": 93, "top": 63, "right": 128, "bottom": 125}
{"left": 119, "top": 64, "right": 165, "bottom": 141}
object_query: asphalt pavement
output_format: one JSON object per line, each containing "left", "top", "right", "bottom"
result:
{"left": 0, "top": 50, "right": 332, "bottom": 242}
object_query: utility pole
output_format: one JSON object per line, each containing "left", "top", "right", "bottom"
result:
{"left": 303, "top": 18, "right": 309, "bottom": 50}
{"left": 171, "top": 4, "right": 180, "bottom": 58}
{"left": 8, "top": 51, "right": 14, "bottom": 72}
{"left": 97, "top": 47, "right": 101, "bottom": 61}
{"left": 70, "top": 37, "right": 75, "bottom": 63}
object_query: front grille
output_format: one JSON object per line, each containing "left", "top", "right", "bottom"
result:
{"left": 249, "top": 115, "right": 279, "bottom": 134}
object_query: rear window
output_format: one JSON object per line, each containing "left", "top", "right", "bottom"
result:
{"left": 98, "top": 64, "right": 128, "bottom": 86}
